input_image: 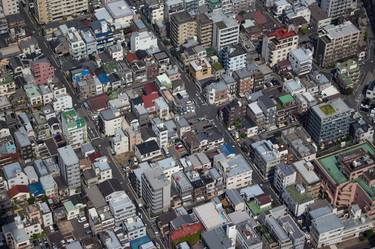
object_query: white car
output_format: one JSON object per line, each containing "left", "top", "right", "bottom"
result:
{"left": 78, "top": 216, "right": 87, "bottom": 223}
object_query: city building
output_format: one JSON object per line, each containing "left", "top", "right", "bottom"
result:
{"left": 262, "top": 28, "right": 299, "bottom": 67}
{"left": 309, "top": 4, "right": 331, "bottom": 31}
{"left": 334, "top": 59, "right": 360, "bottom": 90}
{"left": 219, "top": 44, "right": 247, "bottom": 72}
{"left": 197, "top": 13, "right": 213, "bottom": 48}
{"left": 31, "top": 58, "right": 55, "bottom": 85}
{"left": 108, "top": 191, "right": 136, "bottom": 225}
{"left": 170, "top": 11, "right": 197, "bottom": 46}
{"left": 210, "top": 10, "right": 240, "bottom": 52}
{"left": 273, "top": 164, "right": 296, "bottom": 194}
{"left": 288, "top": 48, "right": 313, "bottom": 76}
{"left": 188, "top": 58, "right": 212, "bottom": 81}
{"left": 293, "top": 160, "right": 320, "bottom": 199}
{"left": 282, "top": 184, "right": 314, "bottom": 217}
{"left": 110, "top": 128, "right": 129, "bottom": 155}
{"left": 314, "top": 21, "right": 360, "bottom": 67}
{"left": 1, "top": 0, "right": 20, "bottom": 16}
{"left": 205, "top": 81, "right": 229, "bottom": 105}
{"left": 281, "top": 126, "right": 317, "bottom": 161}
{"left": 144, "top": 0, "right": 164, "bottom": 24}
{"left": 250, "top": 140, "right": 281, "bottom": 178}
{"left": 34, "top": 0, "right": 88, "bottom": 24}
{"left": 214, "top": 153, "right": 252, "bottom": 189}
{"left": 219, "top": 100, "right": 246, "bottom": 128}
{"left": 14, "top": 131, "right": 33, "bottom": 163}
{"left": 98, "top": 108, "right": 123, "bottom": 137}
{"left": 309, "top": 205, "right": 373, "bottom": 248}
{"left": 314, "top": 141, "right": 375, "bottom": 218}
{"left": 306, "top": 98, "right": 352, "bottom": 145}
{"left": 66, "top": 27, "right": 87, "bottom": 60}
{"left": 58, "top": 145, "right": 80, "bottom": 195}
{"left": 141, "top": 168, "right": 171, "bottom": 215}
{"left": 320, "top": 0, "right": 357, "bottom": 19}
{"left": 2, "top": 162, "right": 28, "bottom": 189}
{"left": 233, "top": 68, "right": 253, "bottom": 97}
{"left": 130, "top": 31, "right": 159, "bottom": 52}
{"left": 95, "top": 0, "right": 134, "bottom": 29}
{"left": 60, "top": 108, "right": 87, "bottom": 148}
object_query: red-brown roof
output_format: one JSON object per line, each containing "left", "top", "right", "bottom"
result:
{"left": 256, "top": 194, "right": 272, "bottom": 205}
{"left": 268, "top": 28, "right": 296, "bottom": 40}
{"left": 251, "top": 10, "right": 267, "bottom": 25}
{"left": 171, "top": 223, "right": 203, "bottom": 241}
{"left": 87, "top": 94, "right": 109, "bottom": 112}
{"left": 88, "top": 152, "right": 103, "bottom": 162}
{"left": 143, "top": 82, "right": 158, "bottom": 95}
{"left": 8, "top": 185, "right": 29, "bottom": 199}
{"left": 126, "top": 53, "right": 138, "bottom": 63}
{"left": 142, "top": 92, "right": 159, "bottom": 108}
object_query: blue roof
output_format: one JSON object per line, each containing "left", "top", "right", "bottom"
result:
{"left": 98, "top": 73, "right": 110, "bottom": 85}
{"left": 130, "top": 235, "right": 151, "bottom": 249}
{"left": 220, "top": 143, "right": 236, "bottom": 157}
{"left": 28, "top": 183, "right": 44, "bottom": 197}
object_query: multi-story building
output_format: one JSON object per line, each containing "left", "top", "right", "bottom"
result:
{"left": 141, "top": 168, "right": 171, "bottom": 216}
{"left": 58, "top": 145, "right": 80, "bottom": 195}
{"left": 197, "top": 13, "right": 213, "bottom": 48}
{"left": 110, "top": 128, "right": 129, "bottom": 155}
{"left": 233, "top": 68, "right": 254, "bottom": 97}
{"left": 334, "top": 59, "right": 360, "bottom": 90}
{"left": 309, "top": 205, "right": 373, "bottom": 248}
{"left": 91, "top": 20, "right": 114, "bottom": 52}
{"left": 170, "top": 11, "right": 197, "bottom": 46}
{"left": 314, "top": 21, "right": 360, "bottom": 67}
{"left": 210, "top": 10, "right": 240, "bottom": 52}
{"left": 108, "top": 191, "right": 136, "bottom": 225}
{"left": 144, "top": 0, "right": 164, "bottom": 24}
{"left": 273, "top": 164, "right": 296, "bottom": 194}
{"left": 81, "top": 29, "right": 97, "bottom": 56}
{"left": 250, "top": 140, "right": 281, "bottom": 178}
{"left": 282, "top": 184, "right": 314, "bottom": 217}
{"left": 205, "top": 81, "right": 229, "bottom": 106}
{"left": 214, "top": 153, "right": 252, "bottom": 189}
{"left": 60, "top": 108, "right": 87, "bottom": 148}
{"left": 320, "top": 0, "right": 357, "bottom": 19}
{"left": 1, "top": 0, "right": 19, "bottom": 16}
{"left": 14, "top": 131, "right": 33, "bottom": 163}
{"left": 281, "top": 126, "right": 317, "bottom": 161}
{"left": 219, "top": 44, "right": 247, "bottom": 72}
{"left": 306, "top": 98, "right": 352, "bottom": 145}
{"left": 261, "top": 28, "right": 299, "bottom": 67}
{"left": 34, "top": 0, "right": 88, "bottom": 24}
{"left": 0, "top": 72, "right": 16, "bottom": 97}
{"left": 2, "top": 162, "right": 28, "bottom": 189}
{"left": 293, "top": 160, "right": 320, "bottom": 199}
{"left": 219, "top": 100, "right": 246, "bottom": 128}
{"left": 188, "top": 58, "right": 212, "bottom": 81}
{"left": 130, "top": 31, "right": 158, "bottom": 52}
{"left": 288, "top": 48, "right": 313, "bottom": 76}
{"left": 31, "top": 58, "right": 55, "bottom": 85}
{"left": 309, "top": 4, "right": 331, "bottom": 31}
{"left": 66, "top": 27, "right": 87, "bottom": 60}
{"left": 98, "top": 108, "right": 123, "bottom": 137}
{"left": 314, "top": 141, "right": 375, "bottom": 218}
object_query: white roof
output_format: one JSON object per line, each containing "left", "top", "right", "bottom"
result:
{"left": 106, "top": 0, "right": 133, "bottom": 18}
{"left": 248, "top": 102, "right": 263, "bottom": 115}
{"left": 193, "top": 202, "right": 226, "bottom": 230}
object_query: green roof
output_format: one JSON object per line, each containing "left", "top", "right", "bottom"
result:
{"left": 247, "top": 200, "right": 272, "bottom": 216}
{"left": 320, "top": 104, "right": 336, "bottom": 115}
{"left": 102, "top": 62, "right": 117, "bottom": 73}
{"left": 278, "top": 94, "right": 294, "bottom": 106}
{"left": 285, "top": 185, "right": 313, "bottom": 204}
{"left": 212, "top": 62, "right": 223, "bottom": 71}
{"left": 63, "top": 201, "right": 75, "bottom": 212}
{"left": 355, "top": 178, "right": 375, "bottom": 200}
{"left": 62, "top": 109, "right": 86, "bottom": 129}
{"left": 1, "top": 73, "right": 14, "bottom": 85}
{"left": 317, "top": 142, "right": 375, "bottom": 184}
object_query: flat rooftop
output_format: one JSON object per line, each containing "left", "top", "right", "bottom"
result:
{"left": 317, "top": 142, "right": 375, "bottom": 184}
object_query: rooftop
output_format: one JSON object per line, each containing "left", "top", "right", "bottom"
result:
{"left": 323, "top": 21, "right": 360, "bottom": 40}
{"left": 317, "top": 141, "right": 375, "bottom": 184}
{"left": 62, "top": 109, "right": 86, "bottom": 129}
{"left": 285, "top": 184, "right": 313, "bottom": 204}
{"left": 312, "top": 98, "right": 352, "bottom": 118}
{"left": 268, "top": 28, "right": 297, "bottom": 40}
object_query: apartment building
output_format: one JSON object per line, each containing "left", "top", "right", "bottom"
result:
{"left": 273, "top": 164, "right": 296, "bottom": 194}
{"left": 219, "top": 44, "right": 247, "bottom": 72}
{"left": 188, "top": 58, "right": 212, "bottom": 81}
{"left": 210, "top": 10, "right": 240, "bottom": 52}
{"left": 108, "top": 191, "right": 136, "bottom": 225}
{"left": 144, "top": 0, "right": 164, "bottom": 24}
{"left": 130, "top": 31, "right": 158, "bottom": 52}
{"left": 293, "top": 160, "right": 320, "bottom": 199}
{"left": 314, "top": 141, "right": 375, "bottom": 218}
{"left": 58, "top": 145, "right": 80, "bottom": 195}
{"left": 320, "top": 0, "right": 357, "bottom": 19}
{"left": 170, "top": 11, "right": 197, "bottom": 46}
{"left": 288, "top": 48, "right": 313, "bottom": 76}
{"left": 306, "top": 98, "right": 352, "bottom": 145}
{"left": 60, "top": 108, "right": 87, "bottom": 148}
{"left": 1, "top": 0, "right": 19, "bottom": 16}
{"left": 334, "top": 59, "right": 360, "bottom": 90}
{"left": 66, "top": 27, "right": 87, "bottom": 60}
{"left": 98, "top": 108, "right": 123, "bottom": 137}
{"left": 309, "top": 205, "right": 372, "bottom": 248}
{"left": 205, "top": 81, "right": 229, "bottom": 105}
{"left": 214, "top": 153, "right": 252, "bottom": 189}
{"left": 141, "top": 168, "right": 171, "bottom": 216}
{"left": 250, "top": 140, "right": 281, "bottom": 178}
{"left": 233, "top": 68, "right": 254, "bottom": 97}
{"left": 197, "top": 13, "right": 213, "bottom": 48}
{"left": 34, "top": 0, "right": 88, "bottom": 24}
{"left": 314, "top": 21, "right": 360, "bottom": 67}
{"left": 31, "top": 58, "right": 55, "bottom": 85}
{"left": 261, "top": 28, "right": 299, "bottom": 67}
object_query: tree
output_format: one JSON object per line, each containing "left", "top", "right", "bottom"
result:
{"left": 27, "top": 197, "right": 36, "bottom": 205}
